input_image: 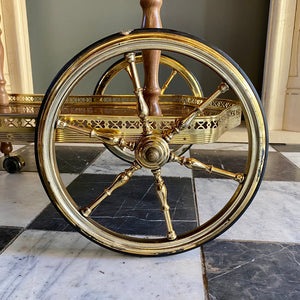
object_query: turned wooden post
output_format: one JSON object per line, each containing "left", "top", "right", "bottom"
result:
{"left": 140, "top": 0, "right": 162, "bottom": 116}
{"left": 0, "top": 141, "right": 12, "bottom": 155}
{"left": 0, "top": 15, "right": 8, "bottom": 107}
{"left": 0, "top": 14, "right": 12, "bottom": 156}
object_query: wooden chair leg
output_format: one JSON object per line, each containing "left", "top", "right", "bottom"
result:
{"left": 140, "top": 0, "right": 163, "bottom": 116}
{"left": 0, "top": 15, "right": 9, "bottom": 107}
{"left": 1, "top": 142, "right": 13, "bottom": 156}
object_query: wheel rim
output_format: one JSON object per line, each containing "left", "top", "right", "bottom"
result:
{"left": 36, "top": 30, "right": 267, "bottom": 255}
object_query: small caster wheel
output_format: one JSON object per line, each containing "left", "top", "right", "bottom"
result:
{"left": 3, "top": 155, "right": 25, "bottom": 173}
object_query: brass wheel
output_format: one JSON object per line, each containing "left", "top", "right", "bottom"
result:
{"left": 94, "top": 54, "right": 202, "bottom": 162}
{"left": 36, "top": 29, "right": 268, "bottom": 256}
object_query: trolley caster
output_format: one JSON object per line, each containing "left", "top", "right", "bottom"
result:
{"left": 3, "top": 155, "right": 25, "bottom": 173}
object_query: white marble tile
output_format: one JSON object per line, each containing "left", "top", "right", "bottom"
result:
{"left": 0, "top": 172, "right": 50, "bottom": 227}
{"left": 281, "top": 152, "right": 300, "bottom": 168}
{"left": 269, "top": 145, "right": 276, "bottom": 152}
{"left": 60, "top": 173, "right": 79, "bottom": 186}
{"left": 0, "top": 144, "right": 27, "bottom": 157}
{"left": 191, "top": 142, "right": 276, "bottom": 152}
{"left": 0, "top": 230, "right": 206, "bottom": 299}
{"left": 84, "top": 149, "right": 192, "bottom": 178}
{"left": 195, "top": 178, "right": 300, "bottom": 243}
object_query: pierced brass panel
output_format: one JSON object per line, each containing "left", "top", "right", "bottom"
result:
{"left": 0, "top": 94, "right": 241, "bottom": 143}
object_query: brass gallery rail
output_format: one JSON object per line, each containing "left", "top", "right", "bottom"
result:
{"left": 0, "top": 94, "right": 241, "bottom": 144}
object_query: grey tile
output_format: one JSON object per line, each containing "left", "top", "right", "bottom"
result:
{"left": 0, "top": 172, "right": 50, "bottom": 227}
{"left": 190, "top": 149, "right": 248, "bottom": 179}
{"left": 0, "top": 227, "right": 22, "bottom": 252}
{"left": 28, "top": 204, "right": 75, "bottom": 232}
{"left": 281, "top": 152, "right": 300, "bottom": 168}
{"left": 264, "top": 152, "right": 300, "bottom": 181}
{"left": 190, "top": 149, "right": 300, "bottom": 181}
{"left": 203, "top": 240, "right": 300, "bottom": 300}
{"left": 195, "top": 179, "right": 300, "bottom": 244}
{"left": 271, "top": 144, "right": 300, "bottom": 152}
{"left": 84, "top": 149, "right": 192, "bottom": 177}
{"left": 0, "top": 230, "right": 206, "bottom": 299}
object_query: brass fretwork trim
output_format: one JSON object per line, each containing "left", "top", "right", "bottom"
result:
{"left": 0, "top": 94, "right": 241, "bottom": 143}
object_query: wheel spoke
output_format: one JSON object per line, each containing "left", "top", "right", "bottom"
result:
{"left": 125, "top": 64, "right": 133, "bottom": 81}
{"left": 170, "top": 152, "right": 245, "bottom": 183}
{"left": 125, "top": 52, "right": 152, "bottom": 135}
{"left": 152, "top": 169, "right": 177, "bottom": 240}
{"left": 80, "top": 161, "right": 141, "bottom": 217}
{"left": 161, "top": 69, "right": 178, "bottom": 95}
{"left": 56, "top": 119, "right": 135, "bottom": 151}
{"left": 163, "top": 82, "right": 229, "bottom": 143}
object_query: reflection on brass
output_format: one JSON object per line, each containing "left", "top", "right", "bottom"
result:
{"left": 95, "top": 54, "right": 202, "bottom": 97}
{"left": 169, "top": 152, "right": 245, "bottom": 183}
{"left": 0, "top": 94, "right": 241, "bottom": 144}
{"left": 57, "top": 120, "right": 135, "bottom": 151}
{"left": 125, "top": 52, "right": 152, "bottom": 135}
{"left": 34, "top": 30, "right": 268, "bottom": 256}
{"left": 163, "top": 83, "right": 229, "bottom": 143}
{"left": 56, "top": 96, "right": 241, "bottom": 144}
{"left": 152, "top": 169, "right": 176, "bottom": 240}
{"left": 80, "top": 161, "right": 141, "bottom": 217}
{"left": 135, "top": 135, "right": 170, "bottom": 169}
{"left": 161, "top": 69, "right": 177, "bottom": 95}
{"left": 94, "top": 53, "right": 203, "bottom": 161}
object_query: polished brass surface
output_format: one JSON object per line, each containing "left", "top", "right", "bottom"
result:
{"left": 56, "top": 96, "right": 241, "bottom": 144}
{"left": 152, "top": 169, "right": 177, "bottom": 240}
{"left": 81, "top": 161, "right": 141, "bottom": 217}
{"left": 163, "top": 83, "right": 229, "bottom": 143}
{"left": 135, "top": 135, "right": 170, "bottom": 169}
{"left": 56, "top": 119, "right": 135, "bottom": 151}
{"left": 94, "top": 53, "right": 203, "bottom": 161}
{"left": 94, "top": 55, "right": 202, "bottom": 97}
{"left": 35, "top": 31, "right": 268, "bottom": 256}
{"left": 125, "top": 52, "right": 152, "bottom": 135}
{"left": 0, "top": 94, "right": 241, "bottom": 144}
{"left": 169, "top": 152, "right": 244, "bottom": 183}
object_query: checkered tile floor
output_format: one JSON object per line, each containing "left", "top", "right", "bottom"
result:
{"left": 0, "top": 142, "right": 300, "bottom": 299}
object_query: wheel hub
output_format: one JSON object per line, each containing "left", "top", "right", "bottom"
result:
{"left": 135, "top": 136, "right": 170, "bottom": 170}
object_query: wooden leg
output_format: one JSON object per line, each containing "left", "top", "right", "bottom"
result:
{"left": 140, "top": 0, "right": 163, "bottom": 116}
{"left": 1, "top": 142, "right": 13, "bottom": 156}
{"left": 0, "top": 15, "right": 9, "bottom": 107}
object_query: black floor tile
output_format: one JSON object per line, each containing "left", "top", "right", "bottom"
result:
{"left": 190, "top": 150, "right": 300, "bottom": 181}
{"left": 0, "top": 144, "right": 104, "bottom": 173}
{"left": 190, "top": 149, "right": 248, "bottom": 179}
{"left": 55, "top": 145, "right": 105, "bottom": 173}
{"left": 28, "top": 204, "right": 76, "bottom": 232}
{"left": 271, "top": 144, "right": 300, "bottom": 152}
{"left": 264, "top": 152, "right": 300, "bottom": 181}
{"left": 29, "top": 174, "right": 197, "bottom": 236}
{"left": 0, "top": 227, "right": 22, "bottom": 251}
{"left": 203, "top": 240, "right": 300, "bottom": 300}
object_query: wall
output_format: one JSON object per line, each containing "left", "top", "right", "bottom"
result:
{"left": 26, "top": 0, "right": 269, "bottom": 96}
{"left": 284, "top": 0, "right": 300, "bottom": 131}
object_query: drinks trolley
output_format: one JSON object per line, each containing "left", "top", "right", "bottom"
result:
{"left": 0, "top": 0, "right": 268, "bottom": 256}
